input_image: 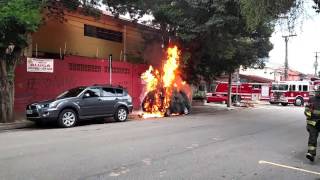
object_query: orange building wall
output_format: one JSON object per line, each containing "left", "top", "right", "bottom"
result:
{"left": 32, "top": 12, "right": 146, "bottom": 61}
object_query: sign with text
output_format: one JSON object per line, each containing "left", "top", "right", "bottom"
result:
{"left": 27, "top": 58, "right": 54, "bottom": 73}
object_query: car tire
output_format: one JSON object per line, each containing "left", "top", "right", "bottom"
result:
{"left": 58, "top": 109, "right": 77, "bottom": 128}
{"left": 114, "top": 107, "right": 128, "bottom": 122}
{"left": 269, "top": 102, "right": 278, "bottom": 105}
{"left": 183, "top": 106, "right": 190, "bottom": 115}
{"left": 164, "top": 109, "right": 171, "bottom": 117}
{"left": 281, "top": 103, "right": 288, "bottom": 106}
{"left": 294, "top": 97, "right": 304, "bottom": 106}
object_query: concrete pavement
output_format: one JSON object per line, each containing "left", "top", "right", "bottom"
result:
{"left": 0, "top": 104, "right": 318, "bottom": 180}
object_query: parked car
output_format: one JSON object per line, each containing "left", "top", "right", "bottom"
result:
{"left": 26, "top": 85, "right": 133, "bottom": 128}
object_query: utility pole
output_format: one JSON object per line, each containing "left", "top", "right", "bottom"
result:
{"left": 282, "top": 34, "right": 296, "bottom": 80}
{"left": 315, "top": 52, "right": 320, "bottom": 77}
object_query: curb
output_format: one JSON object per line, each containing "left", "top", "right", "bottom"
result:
{"left": 0, "top": 121, "right": 34, "bottom": 131}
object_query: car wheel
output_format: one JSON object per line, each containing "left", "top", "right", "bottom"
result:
{"left": 183, "top": 106, "right": 190, "bottom": 115}
{"left": 294, "top": 97, "right": 304, "bottom": 106}
{"left": 114, "top": 107, "right": 128, "bottom": 122}
{"left": 269, "top": 102, "right": 278, "bottom": 105}
{"left": 164, "top": 108, "right": 171, "bottom": 117}
{"left": 281, "top": 103, "right": 288, "bottom": 106}
{"left": 58, "top": 109, "right": 77, "bottom": 128}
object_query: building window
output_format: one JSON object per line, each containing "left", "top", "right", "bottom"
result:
{"left": 84, "top": 24, "right": 123, "bottom": 43}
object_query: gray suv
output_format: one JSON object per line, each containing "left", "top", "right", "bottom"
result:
{"left": 26, "top": 85, "right": 133, "bottom": 128}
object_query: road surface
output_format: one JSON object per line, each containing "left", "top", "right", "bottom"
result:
{"left": 0, "top": 105, "right": 319, "bottom": 180}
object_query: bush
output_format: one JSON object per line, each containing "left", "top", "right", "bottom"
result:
{"left": 192, "top": 91, "right": 206, "bottom": 101}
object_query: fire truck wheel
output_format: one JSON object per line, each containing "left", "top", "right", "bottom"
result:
{"left": 281, "top": 103, "right": 288, "bottom": 106}
{"left": 294, "top": 97, "right": 304, "bottom": 106}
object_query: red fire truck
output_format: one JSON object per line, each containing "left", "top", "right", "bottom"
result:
{"left": 206, "top": 82, "right": 271, "bottom": 103}
{"left": 269, "top": 81, "right": 312, "bottom": 106}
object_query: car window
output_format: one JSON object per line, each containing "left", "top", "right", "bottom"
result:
{"left": 289, "top": 85, "right": 296, "bottom": 91}
{"left": 57, "top": 87, "right": 86, "bottom": 99}
{"left": 115, "top": 89, "right": 123, "bottom": 96}
{"left": 252, "top": 84, "right": 261, "bottom": 89}
{"left": 102, "top": 87, "right": 116, "bottom": 97}
{"left": 84, "top": 88, "right": 101, "bottom": 97}
{"left": 123, "top": 90, "right": 128, "bottom": 96}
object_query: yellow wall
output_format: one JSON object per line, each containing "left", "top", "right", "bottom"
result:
{"left": 32, "top": 13, "right": 147, "bottom": 61}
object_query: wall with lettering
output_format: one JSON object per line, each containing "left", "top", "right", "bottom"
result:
{"left": 14, "top": 56, "right": 148, "bottom": 112}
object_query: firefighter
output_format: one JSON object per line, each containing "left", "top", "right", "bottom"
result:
{"left": 305, "top": 86, "right": 320, "bottom": 162}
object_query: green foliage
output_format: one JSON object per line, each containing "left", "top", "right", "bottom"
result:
{"left": 103, "top": 0, "right": 278, "bottom": 85}
{"left": 0, "top": 0, "right": 42, "bottom": 55}
{"left": 314, "top": 0, "right": 320, "bottom": 12}
{"left": 240, "top": 0, "right": 303, "bottom": 30}
{"left": 43, "top": 0, "right": 102, "bottom": 22}
{"left": 192, "top": 90, "right": 206, "bottom": 101}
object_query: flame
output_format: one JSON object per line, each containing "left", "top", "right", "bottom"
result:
{"left": 141, "top": 45, "right": 184, "bottom": 118}
{"left": 141, "top": 66, "right": 159, "bottom": 93}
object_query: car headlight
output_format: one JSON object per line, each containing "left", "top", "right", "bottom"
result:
{"left": 38, "top": 104, "right": 50, "bottom": 109}
{"left": 128, "top": 96, "right": 132, "bottom": 103}
{"left": 49, "top": 102, "right": 58, "bottom": 108}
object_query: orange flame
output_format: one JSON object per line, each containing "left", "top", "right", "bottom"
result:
{"left": 141, "top": 46, "right": 186, "bottom": 118}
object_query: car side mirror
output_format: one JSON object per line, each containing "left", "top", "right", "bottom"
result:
{"left": 83, "top": 93, "right": 90, "bottom": 98}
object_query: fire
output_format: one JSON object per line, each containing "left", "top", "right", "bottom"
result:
{"left": 141, "top": 66, "right": 159, "bottom": 93}
{"left": 141, "top": 45, "right": 186, "bottom": 118}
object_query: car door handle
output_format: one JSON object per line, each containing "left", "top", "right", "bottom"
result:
{"left": 98, "top": 98, "right": 103, "bottom": 101}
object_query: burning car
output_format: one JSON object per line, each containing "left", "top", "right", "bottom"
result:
{"left": 142, "top": 88, "right": 191, "bottom": 117}
{"left": 140, "top": 45, "right": 192, "bottom": 118}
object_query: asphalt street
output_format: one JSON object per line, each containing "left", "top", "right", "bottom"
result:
{"left": 0, "top": 104, "right": 319, "bottom": 180}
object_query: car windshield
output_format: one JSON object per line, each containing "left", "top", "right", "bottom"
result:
{"left": 56, "top": 87, "right": 86, "bottom": 99}
{"left": 272, "top": 84, "right": 288, "bottom": 91}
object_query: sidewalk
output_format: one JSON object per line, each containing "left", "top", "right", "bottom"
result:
{"left": 0, "top": 120, "right": 34, "bottom": 131}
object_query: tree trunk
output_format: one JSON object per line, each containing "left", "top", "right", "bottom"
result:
{"left": 0, "top": 56, "right": 18, "bottom": 123}
{"left": 227, "top": 72, "right": 232, "bottom": 107}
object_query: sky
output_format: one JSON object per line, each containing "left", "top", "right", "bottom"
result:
{"left": 268, "top": 2, "right": 320, "bottom": 74}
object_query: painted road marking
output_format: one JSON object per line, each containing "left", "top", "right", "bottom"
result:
{"left": 259, "top": 160, "right": 320, "bottom": 176}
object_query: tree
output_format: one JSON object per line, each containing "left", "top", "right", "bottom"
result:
{"left": 0, "top": 0, "right": 101, "bottom": 123}
{"left": 102, "top": 0, "right": 276, "bottom": 107}
{"left": 0, "top": 0, "right": 42, "bottom": 123}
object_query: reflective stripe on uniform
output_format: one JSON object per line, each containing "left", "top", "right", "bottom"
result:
{"left": 307, "top": 120, "right": 317, "bottom": 126}
{"left": 305, "top": 111, "right": 312, "bottom": 117}
{"left": 308, "top": 146, "right": 316, "bottom": 151}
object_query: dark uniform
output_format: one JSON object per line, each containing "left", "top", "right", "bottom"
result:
{"left": 304, "top": 95, "right": 320, "bottom": 162}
